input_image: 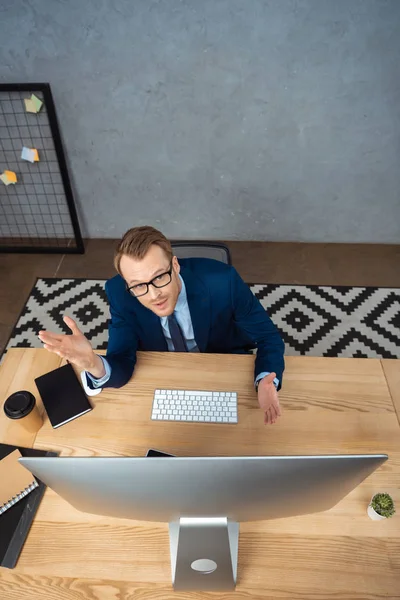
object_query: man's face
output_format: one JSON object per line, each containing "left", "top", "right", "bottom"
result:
{"left": 119, "top": 244, "right": 181, "bottom": 317}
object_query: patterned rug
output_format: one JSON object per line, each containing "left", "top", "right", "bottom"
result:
{"left": 4, "top": 278, "right": 400, "bottom": 359}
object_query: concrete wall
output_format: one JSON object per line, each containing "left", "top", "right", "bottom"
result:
{"left": 1, "top": 0, "right": 400, "bottom": 242}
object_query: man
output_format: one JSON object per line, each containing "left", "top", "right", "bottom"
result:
{"left": 39, "top": 226, "right": 285, "bottom": 424}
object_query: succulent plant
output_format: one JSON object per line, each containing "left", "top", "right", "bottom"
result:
{"left": 370, "top": 493, "right": 395, "bottom": 518}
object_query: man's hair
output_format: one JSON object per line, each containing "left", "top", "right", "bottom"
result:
{"left": 114, "top": 226, "right": 173, "bottom": 275}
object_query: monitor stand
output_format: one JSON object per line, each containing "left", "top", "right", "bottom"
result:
{"left": 169, "top": 517, "right": 239, "bottom": 591}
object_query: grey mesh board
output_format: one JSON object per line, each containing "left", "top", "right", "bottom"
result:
{"left": 0, "top": 83, "right": 83, "bottom": 253}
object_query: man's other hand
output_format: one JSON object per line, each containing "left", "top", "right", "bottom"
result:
{"left": 257, "top": 372, "right": 282, "bottom": 425}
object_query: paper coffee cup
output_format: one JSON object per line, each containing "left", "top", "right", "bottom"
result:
{"left": 3, "top": 390, "right": 43, "bottom": 433}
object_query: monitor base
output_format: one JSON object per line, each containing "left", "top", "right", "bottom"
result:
{"left": 169, "top": 517, "right": 239, "bottom": 591}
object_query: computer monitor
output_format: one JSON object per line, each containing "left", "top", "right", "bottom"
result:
{"left": 20, "top": 454, "right": 387, "bottom": 591}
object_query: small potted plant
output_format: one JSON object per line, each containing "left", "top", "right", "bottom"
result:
{"left": 367, "top": 493, "right": 396, "bottom": 520}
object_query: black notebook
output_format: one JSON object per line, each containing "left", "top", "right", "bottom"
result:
{"left": 0, "top": 443, "right": 58, "bottom": 569}
{"left": 35, "top": 363, "right": 92, "bottom": 428}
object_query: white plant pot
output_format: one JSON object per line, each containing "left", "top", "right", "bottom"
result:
{"left": 367, "top": 503, "right": 386, "bottom": 521}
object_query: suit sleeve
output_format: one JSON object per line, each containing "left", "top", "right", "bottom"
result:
{"left": 230, "top": 268, "right": 285, "bottom": 390}
{"left": 99, "top": 281, "right": 139, "bottom": 389}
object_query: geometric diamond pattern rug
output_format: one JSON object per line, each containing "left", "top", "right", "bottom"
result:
{"left": 4, "top": 278, "right": 400, "bottom": 359}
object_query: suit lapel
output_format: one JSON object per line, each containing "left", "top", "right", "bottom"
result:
{"left": 181, "top": 266, "right": 210, "bottom": 352}
{"left": 134, "top": 300, "right": 168, "bottom": 351}
{"left": 147, "top": 311, "right": 168, "bottom": 350}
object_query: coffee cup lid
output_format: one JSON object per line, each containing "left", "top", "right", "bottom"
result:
{"left": 3, "top": 390, "right": 36, "bottom": 419}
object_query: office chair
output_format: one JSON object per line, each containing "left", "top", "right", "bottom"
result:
{"left": 171, "top": 242, "right": 232, "bottom": 265}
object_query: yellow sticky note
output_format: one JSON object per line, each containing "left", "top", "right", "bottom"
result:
{"left": 24, "top": 98, "right": 36, "bottom": 113}
{"left": 0, "top": 170, "right": 17, "bottom": 185}
{"left": 31, "top": 94, "right": 43, "bottom": 112}
{"left": 32, "top": 149, "right": 39, "bottom": 162}
{"left": 6, "top": 170, "right": 17, "bottom": 183}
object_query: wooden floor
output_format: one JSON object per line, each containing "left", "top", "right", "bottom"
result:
{"left": 1, "top": 240, "right": 399, "bottom": 355}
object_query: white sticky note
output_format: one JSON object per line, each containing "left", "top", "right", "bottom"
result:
{"left": 21, "top": 147, "right": 35, "bottom": 163}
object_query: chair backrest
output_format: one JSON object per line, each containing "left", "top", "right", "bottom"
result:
{"left": 171, "top": 242, "right": 231, "bottom": 265}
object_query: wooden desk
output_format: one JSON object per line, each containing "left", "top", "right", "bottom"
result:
{"left": 0, "top": 348, "right": 399, "bottom": 599}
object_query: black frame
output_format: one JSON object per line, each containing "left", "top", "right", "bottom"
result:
{"left": 171, "top": 241, "right": 232, "bottom": 265}
{"left": 0, "top": 82, "right": 84, "bottom": 254}
{"left": 126, "top": 261, "right": 173, "bottom": 297}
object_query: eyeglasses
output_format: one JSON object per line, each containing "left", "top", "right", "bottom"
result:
{"left": 126, "top": 262, "right": 173, "bottom": 298}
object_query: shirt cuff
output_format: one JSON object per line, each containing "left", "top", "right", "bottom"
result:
{"left": 255, "top": 372, "right": 279, "bottom": 390}
{"left": 81, "top": 356, "right": 111, "bottom": 396}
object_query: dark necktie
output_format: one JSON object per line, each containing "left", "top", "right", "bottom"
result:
{"left": 167, "top": 313, "right": 188, "bottom": 352}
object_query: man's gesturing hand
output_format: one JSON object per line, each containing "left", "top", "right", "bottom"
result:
{"left": 38, "top": 315, "right": 105, "bottom": 376}
{"left": 257, "top": 372, "right": 282, "bottom": 425}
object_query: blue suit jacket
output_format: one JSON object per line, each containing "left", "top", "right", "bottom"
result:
{"left": 101, "top": 258, "right": 285, "bottom": 390}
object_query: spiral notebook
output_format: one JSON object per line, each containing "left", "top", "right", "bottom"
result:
{"left": 0, "top": 449, "right": 39, "bottom": 515}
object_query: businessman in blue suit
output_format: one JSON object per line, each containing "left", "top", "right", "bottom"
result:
{"left": 39, "top": 226, "right": 285, "bottom": 424}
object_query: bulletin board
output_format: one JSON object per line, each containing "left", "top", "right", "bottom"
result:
{"left": 0, "top": 83, "right": 84, "bottom": 253}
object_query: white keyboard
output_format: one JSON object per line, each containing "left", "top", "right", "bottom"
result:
{"left": 151, "top": 389, "right": 238, "bottom": 423}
